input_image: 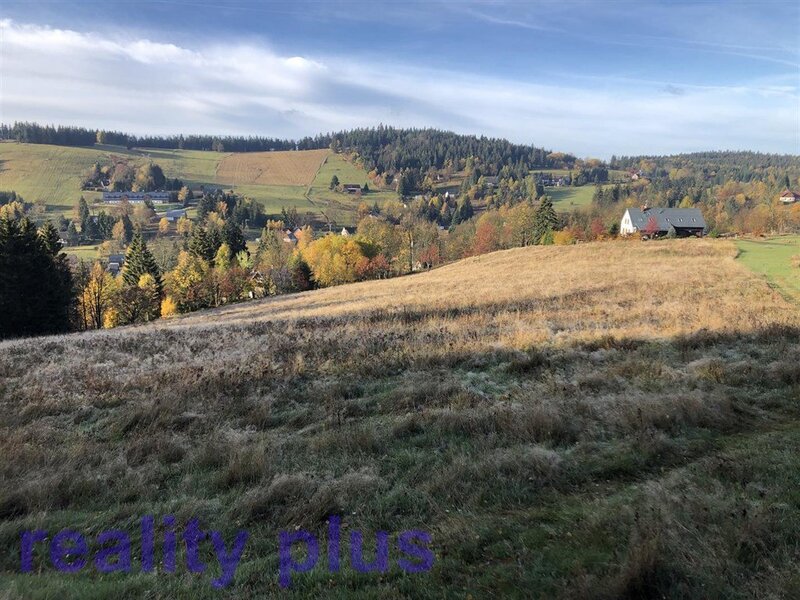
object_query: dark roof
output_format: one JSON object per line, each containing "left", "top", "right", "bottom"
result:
{"left": 780, "top": 189, "right": 799, "bottom": 197}
{"left": 626, "top": 207, "right": 705, "bottom": 231}
{"left": 108, "top": 254, "right": 125, "bottom": 263}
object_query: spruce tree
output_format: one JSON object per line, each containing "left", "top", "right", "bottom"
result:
{"left": 0, "top": 217, "right": 74, "bottom": 339}
{"left": 532, "top": 196, "right": 558, "bottom": 244}
{"left": 188, "top": 226, "right": 215, "bottom": 262}
{"left": 122, "top": 233, "right": 163, "bottom": 296}
{"left": 223, "top": 220, "right": 247, "bottom": 257}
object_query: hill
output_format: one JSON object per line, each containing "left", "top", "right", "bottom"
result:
{"left": 2, "top": 239, "right": 800, "bottom": 598}
{"left": 0, "top": 142, "right": 401, "bottom": 227}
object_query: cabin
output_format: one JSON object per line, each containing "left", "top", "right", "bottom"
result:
{"left": 620, "top": 207, "right": 705, "bottom": 238}
{"left": 283, "top": 229, "right": 298, "bottom": 244}
{"left": 159, "top": 209, "right": 186, "bottom": 222}
{"left": 107, "top": 253, "right": 125, "bottom": 275}
{"left": 342, "top": 184, "right": 362, "bottom": 195}
{"left": 779, "top": 189, "right": 799, "bottom": 204}
{"left": 102, "top": 191, "right": 172, "bottom": 204}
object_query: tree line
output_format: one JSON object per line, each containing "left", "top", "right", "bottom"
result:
{"left": 1, "top": 122, "right": 578, "bottom": 176}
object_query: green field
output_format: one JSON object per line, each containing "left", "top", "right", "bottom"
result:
{"left": 0, "top": 143, "right": 387, "bottom": 224}
{"left": 547, "top": 185, "right": 597, "bottom": 210}
{"left": 736, "top": 235, "right": 800, "bottom": 301}
{"left": 306, "top": 154, "right": 396, "bottom": 226}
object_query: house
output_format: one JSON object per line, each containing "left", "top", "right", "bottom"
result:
{"left": 342, "top": 184, "right": 362, "bottom": 194}
{"left": 107, "top": 253, "right": 125, "bottom": 275}
{"left": 283, "top": 229, "right": 298, "bottom": 244}
{"left": 160, "top": 209, "right": 186, "bottom": 222}
{"left": 483, "top": 176, "right": 499, "bottom": 187}
{"left": 779, "top": 189, "right": 799, "bottom": 204}
{"left": 102, "top": 191, "right": 172, "bottom": 204}
{"left": 340, "top": 227, "right": 351, "bottom": 237}
{"left": 620, "top": 207, "right": 705, "bottom": 238}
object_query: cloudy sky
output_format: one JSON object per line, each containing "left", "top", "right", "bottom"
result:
{"left": 1, "top": 0, "right": 798, "bottom": 157}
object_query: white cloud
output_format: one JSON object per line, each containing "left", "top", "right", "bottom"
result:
{"left": 0, "top": 19, "right": 797, "bottom": 156}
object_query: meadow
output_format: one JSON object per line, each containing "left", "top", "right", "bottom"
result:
{"left": 547, "top": 184, "right": 600, "bottom": 211}
{"left": 0, "top": 143, "right": 387, "bottom": 223}
{"left": 2, "top": 238, "right": 800, "bottom": 598}
{"left": 736, "top": 235, "right": 800, "bottom": 301}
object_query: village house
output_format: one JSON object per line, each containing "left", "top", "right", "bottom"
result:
{"left": 620, "top": 207, "right": 706, "bottom": 238}
{"left": 283, "top": 229, "right": 298, "bottom": 244}
{"left": 341, "top": 184, "right": 363, "bottom": 194}
{"left": 158, "top": 209, "right": 187, "bottom": 222}
{"left": 779, "top": 189, "right": 799, "bottom": 204}
{"left": 102, "top": 191, "right": 172, "bottom": 204}
{"left": 106, "top": 253, "right": 125, "bottom": 275}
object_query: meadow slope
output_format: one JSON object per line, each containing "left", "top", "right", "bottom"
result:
{"left": 2, "top": 239, "right": 800, "bottom": 598}
{"left": 0, "top": 143, "right": 389, "bottom": 221}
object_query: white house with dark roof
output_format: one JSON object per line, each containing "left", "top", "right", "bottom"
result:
{"left": 620, "top": 207, "right": 705, "bottom": 237}
{"left": 779, "top": 189, "right": 799, "bottom": 204}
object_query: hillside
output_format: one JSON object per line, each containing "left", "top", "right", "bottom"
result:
{"left": 0, "top": 142, "right": 393, "bottom": 223}
{"left": 2, "top": 239, "right": 800, "bottom": 598}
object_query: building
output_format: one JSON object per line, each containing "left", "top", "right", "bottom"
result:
{"left": 283, "top": 229, "right": 298, "bottom": 244}
{"left": 620, "top": 207, "right": 705, "bottom": 237}
{"left": 107, "top": 253, "right": 125, "bottom": 275}
{"left": 102, "top": 191, "right": 173, "bottom": 204}
{"left": 779, "top": 189, "right": 799, "bottom": 204}
{"left": 342, "top": 184, "right": 362, "bottom": 194}
{"left": 159, "top": 209, "right": 187, "bottom": 222}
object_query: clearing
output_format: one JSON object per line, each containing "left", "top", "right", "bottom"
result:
{"left": 2, "top": 239, "right": 800, "bottom": 597}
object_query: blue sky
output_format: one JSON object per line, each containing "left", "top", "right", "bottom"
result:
{"left": 1, "top": 0, "right": 798, "bottom": 156}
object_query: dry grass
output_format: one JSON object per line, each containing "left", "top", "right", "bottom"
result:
{"left": 215, "top": 148, "right": 330, "bottom": 186}
{"left": 2, "top": 238, "right": 800, "bottom": 598}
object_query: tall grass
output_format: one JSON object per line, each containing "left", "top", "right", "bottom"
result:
{"left": 1, "top": 239, "right": 799, "bottom": 598}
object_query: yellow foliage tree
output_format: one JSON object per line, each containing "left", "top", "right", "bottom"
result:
{"left": 160, "top": 295, "right": 178, "bottom": 317}
{"left": 79, "top": 262, "right": 119, "bottom": 329}
{"left": 301, "top": 235, "right": 367, "bottom": 287}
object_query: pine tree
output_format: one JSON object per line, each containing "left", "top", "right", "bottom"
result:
{"left": 532, "top": 196, "right": 558, "bottom": 244}
{"left": 78, "top": 197, "right": 91, "bottom": 233}
{"left": 0, "top": 217, "right": 74, "bottom": 338}
{"left": 122, "top": 233, "right": 163, "bottom": 297}
{"left": 223, "top": 220, "right": 247, "bottom": 257}
{"left": 188, "top": 226, "right": 215, "bottom": 262}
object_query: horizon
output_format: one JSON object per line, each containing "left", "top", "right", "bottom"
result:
{"left": 1, "top": 1, "right": 799, "bottom": 158}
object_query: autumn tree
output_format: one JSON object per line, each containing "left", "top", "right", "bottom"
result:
{"left": 165, "top": 251, "right": 212, "bottom": 312}
{"left": 79, "top": 261, "right": 117, "bottom": 330}
{"left": 643, "top": 215, "right": 660, "bottom": 238}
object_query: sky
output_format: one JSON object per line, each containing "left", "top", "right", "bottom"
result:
{"left": 1, "top": 0, "right": 798, "bottom": 157}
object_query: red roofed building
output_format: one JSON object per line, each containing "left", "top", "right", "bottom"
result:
{"left": 779, "top": 189, "right": 799, "bottom": 204}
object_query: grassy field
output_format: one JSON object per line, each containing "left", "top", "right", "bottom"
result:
{"left": 216, "top": 149, "right": 329, "bottom": 187}
{"left": 736, "top": 235, "right": 800, "bottom": 301}
{"left": 2, "top": 239, "right": 800, "bottom": 598}
{"left": 306, "top": 154, "right": 396, "bottom": 227}
{"left": 547, "top": 185, "right": 597, "bottom": 210}
{"left": 0, "top": 143, "right": 385, "bottom": 223}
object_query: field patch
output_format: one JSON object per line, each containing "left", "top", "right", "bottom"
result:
{"left": 216, "top": 149, "right": 329, "bottom": 187}
{"left": 736, "top": 235, "right": 800, "bottom": 301}
{"left": 547, "top": 184, "right": 597, "bottom": 210}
